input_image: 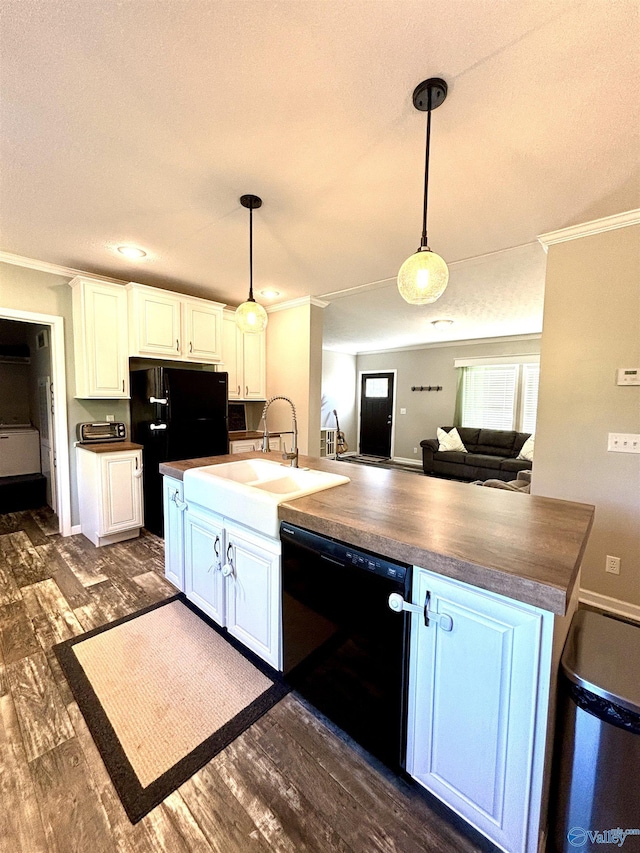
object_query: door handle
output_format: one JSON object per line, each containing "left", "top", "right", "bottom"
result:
{"left": 149, "top": 423, "right": 167, "bottom": 431}
{"left": 388, "top": 592, "right": 453, "bottom": 631}
{"left": 149, "top": 397, "right": 168, "bottom": 405}
{"left": 176, "top": 339, "right": 180, "bottom": 352}
{"left": 222, "top": 542, "right": 235, "bottom": 578}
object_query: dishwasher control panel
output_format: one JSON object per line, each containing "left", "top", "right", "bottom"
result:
{"left": 280, "top": 522, "right": 409, "bottom": 582}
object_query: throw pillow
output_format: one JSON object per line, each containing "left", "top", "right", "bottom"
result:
{"left": 518, "top": 435, "right": 535, "bottom": 461}
{"left": 437, "top": 427, "right": 468, "bottom": 453}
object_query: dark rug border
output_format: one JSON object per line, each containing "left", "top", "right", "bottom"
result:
{"left": 54, "top": 593, "right": 290, "bottom": 824}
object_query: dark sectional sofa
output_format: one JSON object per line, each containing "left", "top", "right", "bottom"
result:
{"left": 420, "top": 427, "right": 532, "bottom": 482}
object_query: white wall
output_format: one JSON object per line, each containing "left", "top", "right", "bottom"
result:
{"left": 533, "top": 224, "right": 640, "bottom": 608}
{"left": 265, "top": 300, "right": 324, "bottom": 456}
{"left": 321, "top": 349, "right": 357, "bottom": 449}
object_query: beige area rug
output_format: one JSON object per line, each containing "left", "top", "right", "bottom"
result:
{"left": 55, "top": 594, "right": 288, "bottom": 822}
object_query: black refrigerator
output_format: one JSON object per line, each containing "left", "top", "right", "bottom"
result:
{"left": 130, "top": 366, "right": 229, "bottom": 536}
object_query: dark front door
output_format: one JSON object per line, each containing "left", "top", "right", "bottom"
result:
{"left": 359, "top": 372, "right": 394, "bottom": 457}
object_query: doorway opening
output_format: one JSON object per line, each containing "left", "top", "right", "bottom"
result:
{"left": 358, "top": 370, "right": 397, "bottom": 458}
{"left": 0, "top": 308, "right": 71, "bottom": 535}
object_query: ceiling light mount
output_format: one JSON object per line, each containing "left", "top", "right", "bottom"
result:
{"left": 236, "top": 194, "right": 268, "bottom": 334}
{"left": 398, "top": 77, "right": 450, "bottom": 305}
{"left": 412, "top": 78, "right": 447, "bottom": 112}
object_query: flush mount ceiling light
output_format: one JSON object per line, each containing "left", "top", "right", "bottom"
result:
{"left": 431, "top": 319, "right": 454, "bottom": 329}
{"left": 398, "top": 78, "right": 449, "bottom": 305}
{"left": 116, "top": 245, "right": 147, "bottom": 259}
{"left": 235, "top": 194, "right": 268, "bottom": 334}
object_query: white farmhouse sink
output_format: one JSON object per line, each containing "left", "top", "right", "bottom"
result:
{"left": 183, "top": 459, "right": 350, "bottom": 537}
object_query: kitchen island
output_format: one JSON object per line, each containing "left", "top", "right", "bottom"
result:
{"left": 159, "top": 451, "right": 594, "bottom": 853}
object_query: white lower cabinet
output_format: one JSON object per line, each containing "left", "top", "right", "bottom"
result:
{"left": 229, "top": 436, "right": 281, "bottom": 454}
{"left": 406, "top": 567, "right": 553, "bottom": 853}
{"left": 163, "top": 476, "right": 187, "bottom": 591}
{"left": 77, "top": 447, "right": 143, "bottom": 547}
{"left": 182, "top": 502, "right": 281, "bottom": 669}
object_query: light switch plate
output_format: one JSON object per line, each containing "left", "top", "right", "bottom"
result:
{"left": 607, "top": 433, "right": 640, "bottom": 453}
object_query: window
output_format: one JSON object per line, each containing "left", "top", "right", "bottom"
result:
{"left": 456, "top": 357, "right": 540, "bottom": 433}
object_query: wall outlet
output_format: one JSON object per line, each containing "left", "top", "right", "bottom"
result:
{"left": 413, "top": 447, "right": 418, "bottom": 454}
{"left": 606, "top": 555, "right": 621, "bottom": 575}
{"left": 106, "top": 414, "right": 115, "bottom": 423}
{"left": 400, "top": 408, "right": 407, "bottom": 415}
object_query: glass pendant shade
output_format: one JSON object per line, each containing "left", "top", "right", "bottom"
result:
{"left": 397, "top": 247, "right": 449, "bottom": 305}
{"left": 235, "top": 299, "right": 268, "bottom": 334}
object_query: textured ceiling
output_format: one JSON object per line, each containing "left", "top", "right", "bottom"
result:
{"left": 1, "top": 0, "right": 638, "bottom": 352}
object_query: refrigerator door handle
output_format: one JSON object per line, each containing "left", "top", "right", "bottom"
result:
{"left": 149, "top": 423, "right": 167, "bottom": 431}
{"left": 149, "top": 397, "right": 168, "bottom": 405}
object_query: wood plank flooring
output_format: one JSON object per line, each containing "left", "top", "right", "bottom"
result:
{"left": 0, "top": 508, "right": 496, "bottom": 853}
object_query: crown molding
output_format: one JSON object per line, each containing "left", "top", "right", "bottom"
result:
{"left": 324, "top": 332, "right": 542, "bottom": 357}
{"left": 538, "top": 209, "right": 640, "bottom": 251}
{"left": 266, "top": 295, "right": 330, "bottom": 313}
{"left": 0, "top": 251, "right": 128, "bottom": 284}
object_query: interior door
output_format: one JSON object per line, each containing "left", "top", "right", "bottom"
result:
{"left": 37, "top": 376, "right": 57, "bottom": 511}
{"left": 359, "top": 372, "right": 394, "bottom": 457}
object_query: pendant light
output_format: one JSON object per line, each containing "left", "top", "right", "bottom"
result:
{"left": 398, "top": 78, "right": 449, "bottom": 305}
{"left": 235, "top": 194, "right": 268, "bottom": 334}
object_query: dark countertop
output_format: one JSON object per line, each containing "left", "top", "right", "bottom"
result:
{"left": 160, "top": 451, "right": 594, "bottom": 616}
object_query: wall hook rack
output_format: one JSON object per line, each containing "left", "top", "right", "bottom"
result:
{"left": 411, "top": 385, "right": 442, "bottom": 392}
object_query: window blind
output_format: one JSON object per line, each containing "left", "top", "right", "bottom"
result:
{"left": 461, "top": 365, "right": 518, "bottom": 430}
{"left": 521, "top": 363, "right": 540, "bottom": 433}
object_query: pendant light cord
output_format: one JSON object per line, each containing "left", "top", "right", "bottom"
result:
{"left": 420, "top": 86, "right": 433, "bottom": 250}
{"left": 248, "top": 204, "right": 256, "bottom": 302}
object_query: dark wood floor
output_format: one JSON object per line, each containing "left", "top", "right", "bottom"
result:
{"left": 0, "top": 508, "right": 494, "bottom": 853}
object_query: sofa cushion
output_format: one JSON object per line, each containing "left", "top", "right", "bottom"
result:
{"left": 437, "top": 427, "right": 467, "bottom": 452}
{"left": 434, "top": 450, "right": 468, "bottom": 464}
{"left": 475, "top": 429, "right": 518, "bottom": 456}
{"left": 500, "top": 458, "right": 533, "bottom": 474}
{"left": 464, "top": 453, "right": 503, "bottom": 469}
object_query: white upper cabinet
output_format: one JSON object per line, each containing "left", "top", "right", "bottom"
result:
{"left": 127, "top": 283, "right": 223, "bottom": 363}
{"left": 222, "top": 309, "right": 266, "bottom": 400}
{"left": 69, "top": 277, "right": 129, "bottom": 398}
{"left": 182, "top": 296, "right": 223, "bottom": 362}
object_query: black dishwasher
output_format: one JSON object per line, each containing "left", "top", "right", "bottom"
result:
{"left": 280, "top": 522, "right": 412, "bottom": 771}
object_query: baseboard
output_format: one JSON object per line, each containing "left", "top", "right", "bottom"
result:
{"left": 579, "top": 588, "right": 640, "bottom": 623}
{"left": 392, "top": 457, "right": 422, "bottom": 468}
{"left": 70, "top": 524, "right": 82, "bottom": 536}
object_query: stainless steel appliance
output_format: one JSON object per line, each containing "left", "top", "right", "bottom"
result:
{"left": 550, "top": 610, "right": 640, "bottom": 851}
{"left": 129, "top": 366, "right": 228, "bottom": 536}
{"left": 280, "top": 522, "right": 411, "bottom": 771}
{"left": 76, "top": 421, "right": 127, "bottom": 444}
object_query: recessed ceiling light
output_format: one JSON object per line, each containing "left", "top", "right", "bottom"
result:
{"left": 431, "top": 319, "right": 454, "bottom": 329}
{"left": 259, "top": 289, "right": 281, "bottom": 299}
{"left": 116, "top": 245, "right": 147, "bottom": 259}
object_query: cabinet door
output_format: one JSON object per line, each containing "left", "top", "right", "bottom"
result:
{"left": 222, "top": 312, "right": 243, "bottom": 399}
{"left": 224, "top": 522, "right": 281, "bottom": 669}
{"left": 184, "top": 509, "right": 225, "bottom": 625}
{"left": 163, "top": 476, "right": 186, "bottom": 590}
{"left": 129, "top": 285, "right": 182, "bottom": 358}
{"left": 242, "top": 331, "right": 266, "bottom": 400}
{"left": 183, "top": 298, "right": 223, "bottom": 362}
{"left": 406, "top": 568, "right": 545, "bottom": 853}
{"left": 71, "top": 278, "right": 129, "bottom": 398}
{"left": 230, "top": 439, "right": 261, "bottom": 454}
{"left": 100, "top": 451, "right": 143, "bottom": 534}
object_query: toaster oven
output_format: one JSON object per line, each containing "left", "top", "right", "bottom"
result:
{"left": 77, "top": 422, "right": 127, "bottom": 444}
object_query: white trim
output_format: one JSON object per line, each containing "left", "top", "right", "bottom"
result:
{"left": 266, "top": 295, "right": 329, "bottom": 313}
{"left": 0, "top": 251, "right": 126, "bottom": 285}
{"left": 70, "top": 524, "right": 82, "bottom": 536}
{"left": 0, "top": 307, "right": 72, "bottom": 537}
{"left": 454, "top": 354, "right": 541, "bottom": 368}
{"left": 538, "top": 209, "right": 640, "bottom": 251}
{"left": 579, "top": 589, "right": 640, "bottom": 624}
{"left": 357, "top": 369, "right": 398, "bottom": 457}
{"left": 392, "top": 456, "right": 422, "bottom": 467}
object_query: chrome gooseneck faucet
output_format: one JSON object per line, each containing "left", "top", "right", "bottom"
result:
{"left": 261, "top": 396, "right": 298, "bottom": 467}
